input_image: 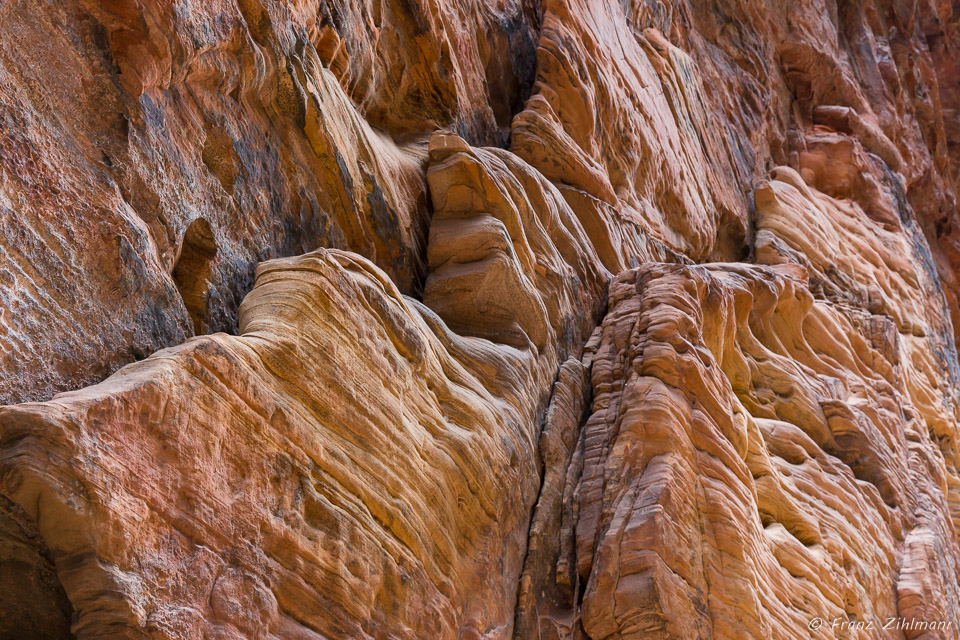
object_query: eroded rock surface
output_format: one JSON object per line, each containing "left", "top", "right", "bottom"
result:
{"left": 504, "top": 165, "right": 960, "bottom": 639}
{"left": 0, "top": 123, "right": 611, "bottom": 636}
{"left": 577, "top": 262, "right": 960, "bottom": 639}
{"left": 0, "top": 0, "right": 541, "bottom": 404}
{"left": 3, "top": 0, "right": 960, "bottom": 638}
{"left": 0, "top": 249, "right": 558, "bottom": 638}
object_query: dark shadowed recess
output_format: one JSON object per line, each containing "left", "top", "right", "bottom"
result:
{"left": 0, "top": 496, "right": 74, "bottom": 640}
{"left": 172, "top": 217, "right": 218, "bottom": 335}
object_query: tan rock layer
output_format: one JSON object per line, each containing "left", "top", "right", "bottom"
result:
{"left": 5, "top": 0, "right": 960, "bottom": 406}
{"left": 0, "top": 116, "right": 617, "bottom": 637}
{"left": 2, "top": 0, "right": 960, "bottom": 638}
{"left": 0, "top": 0, "right": 540, "bottom": 404}
{"left": 1, "top": 249, "right": 548, "bottom": 639}
{"left": 568, "top": 261, "right": 960, "bottom": 639}
{"left": 513, "top": 356, "right": 592, "bottom": 640}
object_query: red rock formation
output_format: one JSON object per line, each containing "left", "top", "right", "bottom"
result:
{"left": 512, "top": 0, "right": 751, "bottom": 264}
{"left": 573, "top": 260, "right": 960, "bottom": 639}
{"left": 1, "top": 249, "right": 551, "bottom": 638}
{"left": 0, "top": 0, "right": 539, "bottom": 404}
{"left": 2, "top": 0, "right": 960, "bottom": 638}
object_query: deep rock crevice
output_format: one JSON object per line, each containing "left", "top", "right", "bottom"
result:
{"left": 0, "top": 497, "right": 75, "bottom": 640}
{"left": 172, "top": 217, "right": 218, "bottom": 336}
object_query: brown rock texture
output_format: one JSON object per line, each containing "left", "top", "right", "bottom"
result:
{"left": 573, "top": 260, "right": 960, "bottom": 638}
{"left": 0, "top": 0, "right": 540, "bottom": 404}
{"left": 2, "top": 0, "right": 960, "bottom": 638}
{"left": 0, "top": 249, "right": 559, "bottom": 638}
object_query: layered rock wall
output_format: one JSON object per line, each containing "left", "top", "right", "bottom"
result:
{"left": 2, "top": 0, "right": 960, "bottom": 638}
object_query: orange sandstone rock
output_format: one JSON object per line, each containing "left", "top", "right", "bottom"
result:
{"left": 511, "top": 0, "right": 750, "bottom": 266}
{"left": 1, "top": 249, "right": 550, "bottom": 639}
{"left": 1, "top": 0, "right": 960, "bottom": 638}
{"left": 571, "top": 260, "right": 960, "bottom": 639}
{"left": 0, "top": 0, "right": 539, "bottom": 405}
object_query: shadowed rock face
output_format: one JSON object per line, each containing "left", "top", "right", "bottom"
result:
{"left": 0, "top": 496, "right": 74, "bottom": 640}
{"left": 2, "top": 0, "right": 960, "bottom": 639}
{"left": 0, "top": 0, "right": 540, "bottom": 405}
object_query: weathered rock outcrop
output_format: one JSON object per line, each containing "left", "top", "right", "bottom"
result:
{"left": 0, "top": 0, "right": 540, "bottom": 404}
{"left": 502, "top": 163, "right": 960, "bottom": 638}
{"left": 0, "top": 122, "right": 611, "bottom": 637}
{"left": 512, "top": 0, "right": 751, "bottom": 264}
{"left": 3, "top": 0, "right": 960, "bottom": 638}
{"left": 0, "top": 248, "right": 558, "bottom": 638}
{"left": 570, "top": 259, "right": 960, "bottom": 639}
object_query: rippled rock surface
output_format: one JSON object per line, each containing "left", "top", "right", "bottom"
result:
{"left": 2, "top": 0, "right": 960, "bottom": 638}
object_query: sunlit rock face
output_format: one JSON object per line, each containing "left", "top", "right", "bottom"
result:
{"left": 2, "top": 0, "right": 960, "bottom": 638}
{"left": 511, "top": 0, "right": 751, "bottom": 265}
{"left": 0, "top": 248, "right": 571, "bottom": 639}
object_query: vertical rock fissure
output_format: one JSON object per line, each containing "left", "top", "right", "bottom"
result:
{"left": 172, "top": 217, "right": 218, "bottom": 335}
{"left": 0, "top": 496, "right": 75, "bottom": 640}
{"left": 513, "top": 355, "right": 594, "bottom": 639}
{"left": 482, "top": 2, "right": 541, "bottom": 149}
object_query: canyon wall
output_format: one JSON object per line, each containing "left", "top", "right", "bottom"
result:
{"left": 2, "top": 0, "right": 960, "bottom": 638}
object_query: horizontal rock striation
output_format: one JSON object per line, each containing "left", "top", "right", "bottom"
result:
{"left": 0, "top": 0, "right": 541, "bottom": 404}
{"left": 573, "top": 260, "right": 960, "bottom": 639}
{"left": 504, "top": 161, "right": 960, "bottom": 638}
{"left": 0, "top": 125, "right": 611, "bottom": 636}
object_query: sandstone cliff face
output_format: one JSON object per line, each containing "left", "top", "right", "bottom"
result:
{"left": 0, "top": 0, "right": 540, "bottom": 404}
{"left": 2, "top": 0, "right": 960, "bottom": 639}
